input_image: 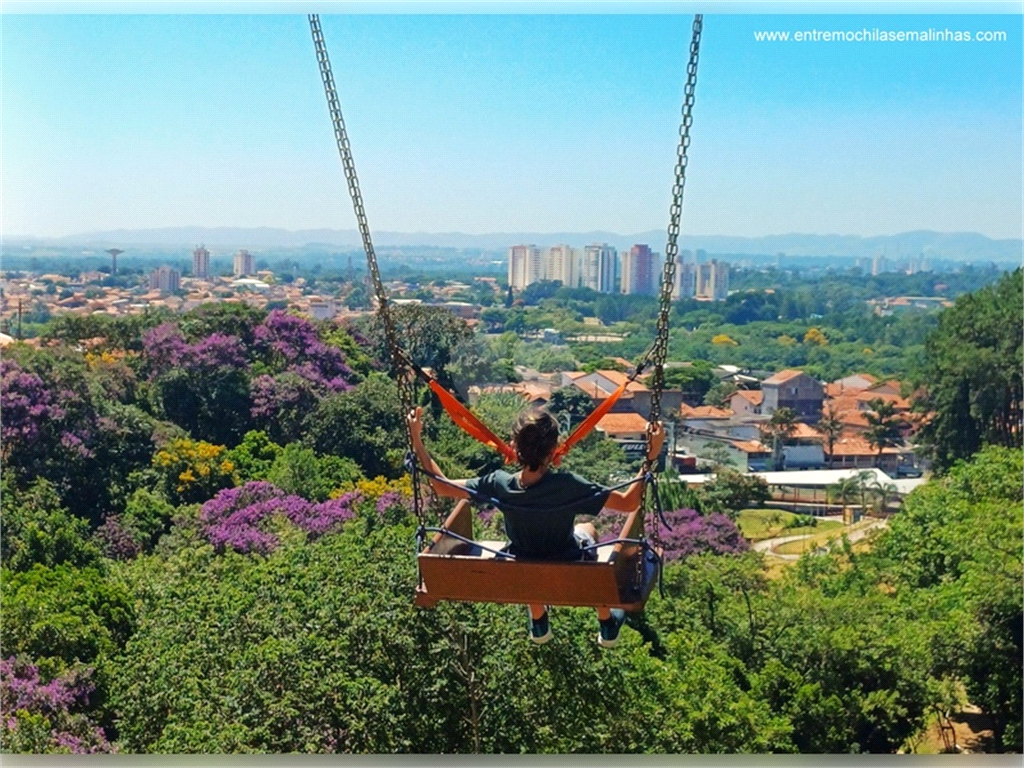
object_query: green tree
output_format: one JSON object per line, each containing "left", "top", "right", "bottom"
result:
{"left": 915, "top": 269, "right": 1023, "bottom": 472}
{"left": 267, "top": 444, "right": 363, "bottom": 502}
{"left": 877, "top": 447, "right": 1023, "bottom": 750}
{"left": 760, "top": 407, "right": 798, "bottom": 471}
{"left": 703, "top": 381, "right": 737, "bottom": 408}
{"left": 0, "top": 564, "right": 134, "bottom": 673}
{"left": 226, "top": 430, "right": 283, "bottom": 483}
{"left": 0, "top": 478, "right": 101, "bottom": 572}
{"left": 546, "top": 386, "right": 594, "bottom": 429}
{"left": 698, "top": 468, "right": 770, "bottom": 518}
{"left": 816, "top": 402, "right": 844, "bottom": 465}
{"left": 658, "top": 362, "right": 718, "bottom": 405}
{"left": 303, "top": 374, "right": 406, "bottom": 479}
{"left": 863, "top": 398, "right": 905, "bottom": 462}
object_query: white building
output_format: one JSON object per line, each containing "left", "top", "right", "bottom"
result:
{"left": 508, "top": 245, "right": 544, "bottom": 290}
{"left": 673, "top": 250, "right": 698, "bottom": 299}
{"left": 581, "top": 243, "right": 617, "bottom": 293}
{"left": 696, "top": 259, "right": 729, "bottom": 300}
{"left": 546, "top": 244, "right": 579, "bottom": 288}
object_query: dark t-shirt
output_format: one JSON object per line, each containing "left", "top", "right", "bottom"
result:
{"left": 464, "top": 470, "right": 610, "bottom": 561}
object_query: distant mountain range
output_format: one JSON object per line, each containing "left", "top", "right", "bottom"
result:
{"left": 5, "top": 227, "right": 1022, "bottom": 263}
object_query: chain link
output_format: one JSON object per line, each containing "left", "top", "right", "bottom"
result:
{"left": 639, "top": 14, "right": 703, "bottom": 572}
{"left": 309, "top": 15, "right": 423, "bottom": 521}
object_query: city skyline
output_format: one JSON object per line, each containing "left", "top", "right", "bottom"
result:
{"left": 2, "top": 10, "right": 1022, "bottom": 240}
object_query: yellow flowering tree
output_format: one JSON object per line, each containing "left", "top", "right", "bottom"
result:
{"left": 803, "top": 327, "right": 829, "bottom": 346}
{"left": 153, "top": 438, "right": 236, "bottom": 505}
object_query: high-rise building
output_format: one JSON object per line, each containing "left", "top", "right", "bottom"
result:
{"left": 696, "top": 259, "right": 729, "bottom": 300}
{"left": 673, "top": 250, "right": 697, "bottom": 299}
{"left": 620, "top": 244, "right": 660, "bottom": 295}
{"left": 233, "top": 249, "right": 255, "bottom": 277}
{"left": 581, "top": 244, "right": 617, "bottom": 293}
{"left": 508, "top": 245, "right": 543, "bottom": 290}
{"left": 150, "top": 266, "right": 181, "bottom": 294}
{"left": 673, "top": 251, "right": 698, "bottom": 299}
{"left": 192, "top": 245, "right": 211, "bottom": 279}
{"left": 545, "top": 245, "right": 579, "bottom": 288}
{"left": 871, "top": 253, "right": 888, "bottom": 276}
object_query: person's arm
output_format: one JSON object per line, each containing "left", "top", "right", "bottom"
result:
{"left": 604, "top": 421, "right": 665, "bottom": 512}
{"left": 407, "top": 407, "right": 471, "bottom": 500}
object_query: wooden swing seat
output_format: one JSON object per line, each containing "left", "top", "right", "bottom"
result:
{"left": 414, "top": 500, "right": 660, "bottom": 611}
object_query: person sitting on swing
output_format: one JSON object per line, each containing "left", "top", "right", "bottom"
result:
{"left": 408, "top": 405, "right": 665, "bottom": 647}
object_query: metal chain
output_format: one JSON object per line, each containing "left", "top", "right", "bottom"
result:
{"left": 309, "top": 15, "right": 424, "bottom": 523}
{"left": 639, "top": 14, "right": 703, "bottom": 573}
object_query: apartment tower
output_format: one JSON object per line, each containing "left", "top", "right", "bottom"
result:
{"left": 233, "top": 249, "right": 255, "bottom": 277}
{"left": 192, "top": 245, "right": 211, "bottom": 279}
{"left": 508, "top": 245, "right": 544, "bottom": 291}
{"left": 581, "top": 243, "right": 617, "bottom": 293}
{"left": 620, "top": 244, "right": 660, "bottom": 295}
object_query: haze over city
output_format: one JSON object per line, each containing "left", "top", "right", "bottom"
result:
{"left": 2, "top": 10, "right": 1022, "bottom": 241}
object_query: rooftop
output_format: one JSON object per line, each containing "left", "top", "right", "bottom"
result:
{"left": 763, "top": 369, "right": 808, "bottom": 385}
{"left": 595, "top": 412, "right": 650, "bottom": 433}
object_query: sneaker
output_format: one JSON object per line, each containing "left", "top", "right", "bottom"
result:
{"left": 597, "top": 609, "right": 626, "bottom": 648}
{"left": 528, "top": 608, "right": 552, "bottom": 644}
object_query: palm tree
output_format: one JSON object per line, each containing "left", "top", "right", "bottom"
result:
{"left": 827, "top": 475, "right": 862, "bottom": 516}
{"left": 817, "top": 402, "right": 844, "bottom": 467}
{"left": 864, "top": 398, "right": 906, "bottom": 466}
{"left": 761, "top": 407, "right": 797, "bottom": 471}
{"left": 827, "top": 470, "right": 874, "bottom": 519}
{"left": 870, "top": 480, "right": 900, "bottom": 514}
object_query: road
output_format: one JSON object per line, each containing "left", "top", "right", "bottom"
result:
{"left": 753, "top": 518, "right": 889, "bottom": 561}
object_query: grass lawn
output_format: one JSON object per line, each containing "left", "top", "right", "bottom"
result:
{"left": 736, "top": 509, "right": 798, "bottom": 541}
{"left": 773, "top": 519, "right": 874, "bottom": 556}
{"left": 736, "top": 508, "right": 842, "bottom": 543}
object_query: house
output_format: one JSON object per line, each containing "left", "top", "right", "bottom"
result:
{"left": 853, "top": 380, "right": 911, "bottom": 412}
{"left": 729, "top": 389, "right": 763, "bottom": 417}
{"left": 732, "top": 440, "right": 773, "bottom": 472}
{"left": 595, "top": 412, "right": 649, "bottom": 441}
{"left": 779, "top": 423, "right": 826, "bottom": 469}
{"left": 824, "top": 373, "right": 878, "bottom": 397}
{"left": 762, "top": 369, "right": 824, "bottom": 423}
{"left": 825, "top": 435, "right": 904, "bottom": 475}
{"left": 562, "top": 369, "right": 683, "bottom": 420}
{"left": 595, "top": 411, "right": 667, "bottom": 468}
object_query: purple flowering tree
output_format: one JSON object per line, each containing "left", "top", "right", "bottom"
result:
{"left": 652, "top": 508, "right": 749, "bottom": 562}
{"left": 254, "top": 310, "right": 355, "bottom": 389}
{"left": 141, "top": 323, "right": 253, "bottom": 445}
{"left": 596, "top": 507, "right": 748, "bottom": 563}
{"left": 248, "top": 311, "right": 359, "bottom": 442}
{"left": 92, "top": 515, "right": 143, "bottom": 561}
{"left": 0, "top": 360, "right": 65, "bottom": 460}
{"left": 249, "top": 372, "right": 327, "bottom": 445}
{"left": 141, "top": 324, "right": 247, "bottom": 379}
{"left": 199, "top": 482, "right": 361, "bottom": 555}
{"left": 0, "top": 657, "right": 114, "bottom": 754}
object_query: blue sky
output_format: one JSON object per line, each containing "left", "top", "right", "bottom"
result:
{"left": 2, "top": 10, "right": 1022, "bottom": 239}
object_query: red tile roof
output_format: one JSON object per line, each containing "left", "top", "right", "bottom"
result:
{"left": 595, "top": 412, "right": 650, "bottom": 433}
{"left": 732, "top": 389, "right": 764, "bottom": 406}
{"left": 829, "top": 436, "right": 902, "bottom": 456}
{"left": 763, "top": 369, "right": 807, "bottom": 385}
{"left": 732, "top": 439, "right": 770, "bottom": 454}
{"left": 680, "top": 404, "right": 734, "bottom": 419}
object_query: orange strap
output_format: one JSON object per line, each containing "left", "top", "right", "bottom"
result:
{"left": 428, "top": 380, "right": 518, "bottom": 464}
{"left": 551, "top": 378, "right": 632, "bottom": 466}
